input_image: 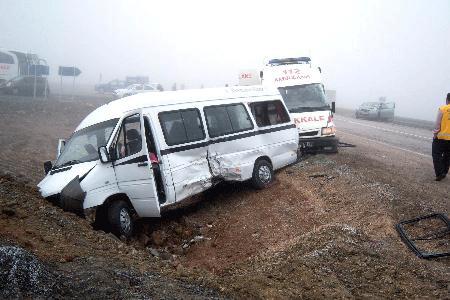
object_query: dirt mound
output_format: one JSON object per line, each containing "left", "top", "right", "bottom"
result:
{"left": 222, "top": 224, "right": 449, "bottom": 299}
{"left": 0, "top": 245, "right": 57, "bottom": 299}
{"left": 0, "top": 174, "right": 225, "bottom": 299}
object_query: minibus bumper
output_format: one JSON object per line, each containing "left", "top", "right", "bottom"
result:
{"left": 59, "top": 176, "right": 86, "bottom": 215}
{"left": 299, "top": 136, "right": 338, "bottom": 153}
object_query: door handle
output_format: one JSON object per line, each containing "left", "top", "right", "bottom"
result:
{"left": 137, "top": 162, "right": 148, "bottom": 167}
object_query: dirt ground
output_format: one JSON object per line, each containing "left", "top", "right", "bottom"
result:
{"left": 0, "top": 94, "right": 449, "bottom": 299}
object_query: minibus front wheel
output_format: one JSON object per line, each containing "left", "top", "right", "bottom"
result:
{"left": 108, "top": 200, "right": 134, "bottom": 238}
{"left": 252, "top": 159, "right": 274, "bottom": 189}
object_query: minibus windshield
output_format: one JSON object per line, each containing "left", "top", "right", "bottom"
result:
{"left": 55, "top": 118, "right": 119, "bottom": 168}
{"left": 278, "top": 84, "right": 329, "bottom": 113}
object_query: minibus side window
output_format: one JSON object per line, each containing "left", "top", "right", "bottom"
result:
{"left": 115, "top": 114, "right": 142, "bottom": 159}
{"left": 204, "top": 103, "right": 253, "bottom": 138}
{"left": 159, "top": 109, "right": 205, "bottom": 146}
{"left": 249, "top": 100, "right": 290, "bottom": 127}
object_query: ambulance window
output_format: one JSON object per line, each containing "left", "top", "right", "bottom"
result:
{"left": 250, "top": 100, "right": 290, "bottom": 127}
{"left": 204, "top": 103, "right": 253, "bottom": 138}
{"left": 159, "top": 109, "right": 205, "bottom": 146}
{"left": 0, "top": 52, "right": 14, "bottom": 64}
{"left": 115, "top": 114, "right": 142, "bottom": 159}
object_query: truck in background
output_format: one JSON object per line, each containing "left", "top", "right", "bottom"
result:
{"left": 243, "top": 57, "right": 338, "bottom": 153}
{"left": 0, "top": 49, "right": 43, "bottom": 84}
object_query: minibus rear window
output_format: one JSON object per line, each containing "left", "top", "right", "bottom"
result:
{"left": 159, "top": 109, "right": 205, "bottom": 146}
{"left": 250, "top": 100, "right": 290, "bottom": 127}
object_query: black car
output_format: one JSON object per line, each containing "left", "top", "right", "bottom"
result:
{"left": 0, "top": 76, "right": 50, "bottom": 96}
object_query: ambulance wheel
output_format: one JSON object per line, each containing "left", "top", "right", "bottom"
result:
{"left": 252, "top": 159, "right": 273, "bottom": 189}
{"left": 108, "top": 200, "right": 134, "bottom": 238}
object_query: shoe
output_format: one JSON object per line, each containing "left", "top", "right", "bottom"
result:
{"left": 435, "top": 174, "right": 446, "bottom": 181}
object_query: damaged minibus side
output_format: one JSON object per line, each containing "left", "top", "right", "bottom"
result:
{"left": 38, "top": 86, "right": 298, "bottom": 238}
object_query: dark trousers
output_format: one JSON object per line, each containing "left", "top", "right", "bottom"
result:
{"left": 432, "top": 138, "right": 450, "bottom": 176}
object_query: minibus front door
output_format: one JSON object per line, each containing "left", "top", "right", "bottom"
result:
{"left": 112, "top": 113, "right": 160, "bottom": 217}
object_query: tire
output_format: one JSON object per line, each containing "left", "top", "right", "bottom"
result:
{"left": 251, "top": 159, "right": 274, "bottom": 189}
{"left": 107, "top": 200, "right": 134, "bottom": 238}
{"left": 93, "top": 205, "right": 109, "bottom": 231}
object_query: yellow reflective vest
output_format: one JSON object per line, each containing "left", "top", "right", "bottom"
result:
{"left": 437, "top": 104, "right": 450, "bottom": 140}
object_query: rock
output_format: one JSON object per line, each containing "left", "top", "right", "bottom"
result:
{"left": 194, "top": 235, "right": 205, "bottom": 242}
{"left": 148, "top": 247, "right": 160, "bottom": 257}
{"left": 151, "top": 230, "right": 167, "bottom": 246}
{"left": 0, "top": 245, "right": 57, "bottom": 299}
{"left": 106, "top": 233, "right": 121, "bottom": 243}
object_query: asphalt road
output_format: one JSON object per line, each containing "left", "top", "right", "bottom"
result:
{"left": 335, "top": 115, "right": 434, "bottom": 159}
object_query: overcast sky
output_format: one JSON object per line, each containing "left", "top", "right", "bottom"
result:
{"left": 1, "top": 0, "right": 449, "bottom": 120}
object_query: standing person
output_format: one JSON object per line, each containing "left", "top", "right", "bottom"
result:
{"left": 432, "top": 93, "right": 450, "bottom": 181}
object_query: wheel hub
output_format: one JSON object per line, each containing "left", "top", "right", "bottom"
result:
{"left": 119, "top": 208, "right": 131, "bottom": 233}
{"left": 258, "top": 165, "right": 271, "bottom": 183}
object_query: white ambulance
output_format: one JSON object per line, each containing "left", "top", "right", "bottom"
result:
{"left": 37, "top": 86, "right": 298, "bottom": 237}
{"left": 261, "top": 57, "right": 338, "bottom": 153}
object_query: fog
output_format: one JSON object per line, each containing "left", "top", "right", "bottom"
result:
{"left": 1, "top": 0, "right": 449, "bottom": 120}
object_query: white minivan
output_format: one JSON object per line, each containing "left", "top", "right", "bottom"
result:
{"left": 38, "top": 86, "right": 299, "bottom": 237}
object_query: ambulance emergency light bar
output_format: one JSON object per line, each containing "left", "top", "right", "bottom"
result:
{"left": 267, "top": 57, "right": 311, "bottom": 66}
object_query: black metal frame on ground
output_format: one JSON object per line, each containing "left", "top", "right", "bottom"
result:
{"left": 338, "top": 141, "right": 356, "bottom": 148}
{"left": 396, "top": 213, "right": 450, "bottom": 259}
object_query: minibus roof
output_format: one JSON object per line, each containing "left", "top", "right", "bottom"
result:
{"left": 76, "top": 85, "right": 280, "bottom": 131}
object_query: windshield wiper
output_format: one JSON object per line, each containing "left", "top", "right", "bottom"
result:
{"left": 55, "top": 159, "right": 82, "bottom": 168}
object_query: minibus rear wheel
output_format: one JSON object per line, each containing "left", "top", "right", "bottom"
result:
{"left": 108, "top": 200, "right": 134, "bottom": 238}
{"left": 252, "top": 159, "right": 273, "bottom": 189}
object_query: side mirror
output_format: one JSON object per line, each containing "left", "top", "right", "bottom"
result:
{"left": 98, "top": 146, "right": 110, "bottom": 163}
{"left": 57, "top": 139, "right": 66, "bottom": 158}
{"left": 331, "top": 102, "right": 336, "bottom": 114}
{"left": 259, "top": 70, "right": 263, "bottom": 79}
{"left": 44, "top": 161, "right": 52, "bottom": 174}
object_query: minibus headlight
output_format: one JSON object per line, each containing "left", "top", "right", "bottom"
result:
{"left": 321, "top": 126, "right": 336, "bottom": 136}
